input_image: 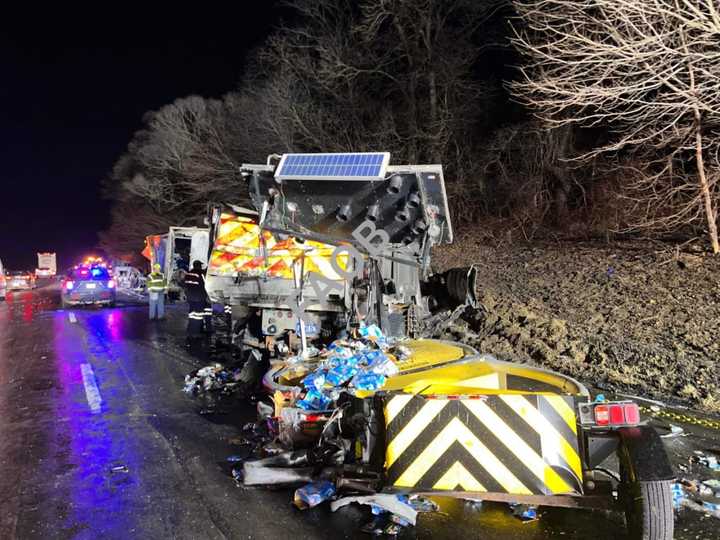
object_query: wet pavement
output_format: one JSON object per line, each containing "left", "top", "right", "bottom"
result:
{"left": 0, "top": 287, "right": 716, "bottom": 539}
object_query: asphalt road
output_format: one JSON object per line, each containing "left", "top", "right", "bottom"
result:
{"left": 0, "top": 287, "right": 715, "bottom": 539}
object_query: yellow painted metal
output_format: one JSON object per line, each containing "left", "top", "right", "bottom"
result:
{"left": 433, "top": 462, "right": 486, "bottom": 491}
{"left": 383, "top": 392, "right": 583, "bottom": 495}
{"left": 501, "top": 395, "right": 583, "bottom": 481}
{"left": 462, "top": 400, "right": 573, "bottom": 494}
{"left": 385, "top": 400, "right": 448, "bottom": 468}
{"left": 209, "top": 213, "right": 347, "bottom": 279}
{"left": 392, "top": 417, "right": 533, "bottom": 494}
{"left": 544, "top": 395, "right": 579, "bottom": 435}
{"left": 394, "top": 340, "right": 467, "bottom": 372}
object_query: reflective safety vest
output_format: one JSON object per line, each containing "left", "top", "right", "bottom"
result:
{"left": 147, "top": 272, "right": 166, "bottom": 292}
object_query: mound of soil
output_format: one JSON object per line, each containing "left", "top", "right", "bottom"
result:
{"left": 432, "top": 236, "right": 720, "bottom": 411}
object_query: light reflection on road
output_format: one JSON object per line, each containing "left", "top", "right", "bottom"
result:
{"left": 51, "top": 304, "right": 140, "bottom": 535}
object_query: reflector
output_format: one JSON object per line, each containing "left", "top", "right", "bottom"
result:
{"left": 623, "top": 403, "right": 640, "bottom": 424}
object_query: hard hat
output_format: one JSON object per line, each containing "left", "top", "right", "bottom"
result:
{"left": 153, "top": 263, "right": 161, "bottom": 271}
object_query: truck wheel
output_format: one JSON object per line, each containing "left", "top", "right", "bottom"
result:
{"left": 621, "top": 479, "right": 674, "bottom": 540}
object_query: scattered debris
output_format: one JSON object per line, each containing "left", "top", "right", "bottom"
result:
{"left": 183, "top": 363, "right": 244, "bottom": 396}
{"left": 224, "top": 324, "right": 441, "bottom": 534}
{"left": 511, "top": 503, "right": 538, "bottom": 522}
{"left": 293, "top": 481, "right": 336, "bottom": 509}
{"left": 672, "top": 482, "right": 686, "bottom": 509}
{"left": 691, "top": 451, "right": 720, "bottom": 471}
{"left": 703, "top": 479, "right": 720, "bottom": 494}
{"left": 109, "top": 465, "right": 129, "bottom": 474}
{"left": 681, "top": 498, "right": 720, "bottom": 519}
{"left": 660, "top": 424, "right": 685, "bottom": 438}
{"left": 330, "top": 494, "right": 418, "bottom": 526}
{"left": 231, "top": 468, "right": 243, "bottom": 484}
{"left": 243, "top": 462, "right": 314, "bottom": 486}
{"left": 674, "top": 477, "right": 720, "bottom": 519}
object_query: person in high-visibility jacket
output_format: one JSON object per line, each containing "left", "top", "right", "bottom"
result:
{"left": 147, "top": 263, "right": 167, "bottom": 320}
{"left": 183, "top": 260, "right": 211, "bottom": 339}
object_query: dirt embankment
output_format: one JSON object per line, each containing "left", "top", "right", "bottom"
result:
{"left": 433, "top": 236, "right": 720, "bottom": 412}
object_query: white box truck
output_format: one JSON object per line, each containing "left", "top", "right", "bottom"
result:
{"left": 36, "top": 252, "right": 57, "bottom": 278}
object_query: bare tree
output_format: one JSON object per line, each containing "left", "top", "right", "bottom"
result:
{"left": 258, "top": 0, "right": 504, "bottom": 163}
{"left": 101, "top": 0, "right": 511, "bottom": 256}
{"left": 512, "top": 0, "right": 720, "bottom": 253}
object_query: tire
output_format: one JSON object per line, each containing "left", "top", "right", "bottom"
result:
{"left": 621, "top": 479, "right": 674, "bottom": 540}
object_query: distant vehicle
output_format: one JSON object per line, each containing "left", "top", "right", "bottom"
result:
{"left": 35, "top": 252, "right": 57, "bottom": 278}
{"left": 61, "top": 263, "right": 116, "bottom": 307}
{"left": 113, "top": 265, "right": 145, "bottom": 290}
{"left": 7, "top": 271, "right": 36, "bottom": 291}
{"left": 0, "top": 259, "right": 6, "bottom": 300}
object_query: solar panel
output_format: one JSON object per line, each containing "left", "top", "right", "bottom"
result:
{"left": 275, "top": 152, "right": 390, "bottom": 181}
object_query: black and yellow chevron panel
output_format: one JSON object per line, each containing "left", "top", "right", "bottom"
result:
{"left": 383, "top": 393, "right": 583, "bottom": 495}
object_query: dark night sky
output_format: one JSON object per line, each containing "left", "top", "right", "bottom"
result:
{"left": 0, "top": 5, "right": 280, "bottom": 271}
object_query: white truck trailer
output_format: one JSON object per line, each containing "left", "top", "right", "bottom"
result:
{"left": 36, "top": 252, "right": 57, "bottom": 278}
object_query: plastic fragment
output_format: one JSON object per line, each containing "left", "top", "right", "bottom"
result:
{"left": 296, "top": 388, "right": 332, "bottom": 411}
{"left": 293, "top": 480, "right": 336, "bottom": 509}
{"left": 352, "top": 372, "right": 387, "bottom": 391}
{"left": 302, "top": 371, "right": 326, "bottom": 390}
{"left": 242, "top": 463, "right": 314, "bottom": 486}
{"left": 671, "top": 482, "right": 686, "bottom": 509}
{"left": 325, "top": 364, "right": 359, "bottom": 386}
{"left": 231, "top": 468, "right": 243, "bottom": 484}
{"left": 692, "top": 451, "right": 720, "bottom": 471}
{"left": 408, "top": 495, "right": 439, "bottom": 513}
{"left": 511, "top": 503, "right": 538, "bottom": 522}
{"left": 660, "top": 424, "right": 684, "bottom": 438}
{"left": 359, "top": 324, "right": 383, "bottom": 340}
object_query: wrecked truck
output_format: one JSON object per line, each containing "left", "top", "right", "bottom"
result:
{"left": 204, "top": 152, "right": 675, "bottom": 540}
{"left": 205, "top": 155, "right": 475, "bottom": 346}
{"left": 143, "top": 227, "right": 210, "bottom": 301}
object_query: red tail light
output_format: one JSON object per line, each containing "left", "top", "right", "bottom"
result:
{"left": 65, "top": 281, "right": 75, "bottom": 290}
{"left": 594, "top": 404, "right": 609, "bottom": 426}
{"left": 609, "top": 404, "right": 625, "bottom": 424}
{"left": 592, "top": 402, "right": 640, "bottom": 427}
{"left": 107, "top": 280, "right": 115, "bottom": 289}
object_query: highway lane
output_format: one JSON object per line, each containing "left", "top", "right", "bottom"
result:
{"left": 0, "top": 287, "right": 712, "bottom": 539}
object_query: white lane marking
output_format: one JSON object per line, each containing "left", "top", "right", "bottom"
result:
{"left": 68, "top": 312, "right": 77, "bottom": 323}
{"left": 80, "top": 363, "right": 103, "bottom": 414}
